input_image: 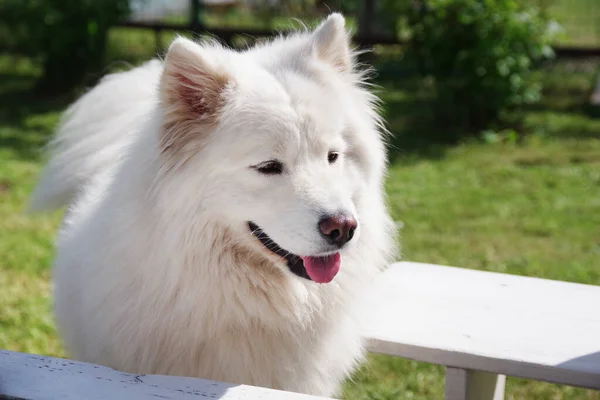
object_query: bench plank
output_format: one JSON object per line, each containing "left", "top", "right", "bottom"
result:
{"left": 0, "top": 349, "right": 332, "bottom": 400}
{"left": 363, "top": 262, "right": 600, "bottom": 389}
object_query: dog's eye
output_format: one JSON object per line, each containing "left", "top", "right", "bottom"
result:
{"left": 328, "top": 151, "right": 339, "bottom": 164}
{"left": 255, "top": 160, "right": 283, "bottom": 175}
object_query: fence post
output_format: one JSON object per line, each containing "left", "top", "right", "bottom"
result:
{"left": 190, "top": 0, "right": 200, "bottom": 29}
{"left": 356, "top": 0, "right": 377, "bottom": 64}
{"left": 358, "top": 0, "right": 376, "bottom": 38}
{"left": 445, "top": 367, "right": 506, "bottom": 400}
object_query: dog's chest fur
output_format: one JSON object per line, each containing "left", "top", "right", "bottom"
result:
{"left": 55, "top": 203, "right": 370, "bottom": 397}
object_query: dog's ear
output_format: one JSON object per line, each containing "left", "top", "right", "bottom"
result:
{"left": 160, "top": 37, "right": 231, "bottom": 155}
{"left": 311, "top": 13, "right": 352, "bottom": 73}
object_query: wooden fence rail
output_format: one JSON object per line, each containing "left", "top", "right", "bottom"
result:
{"left": 114, "top": 20, "right": 600, "bottom": 57}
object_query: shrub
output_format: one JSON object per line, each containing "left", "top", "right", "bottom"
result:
{"left": 0, "top": 0, "right": 131, "bottom": 94}
{"left": 383, "top": 0, "right": 559, "bottom": 135}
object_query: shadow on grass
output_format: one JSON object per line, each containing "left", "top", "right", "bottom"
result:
{"left": 376, "top": 56, "right": 600, "bottom": 164}
{"left": 0, "top": 56, "right": 459, "bottom": 166}
{"left": 521, "top": 58, "right": 600, "bottom": 140}
{"left": 1, "top": 55, "right": 597, "bottom": 164}
{"left": 381, "top": 91, "right": 457, "bottom": 164}
{"left": 0, "top": 72, "right": 71, "bottom": 161}
{"left": 520, "top": 62, "right": 600, "bottom": 141}
{"left": 373, "top": 59, "right": 463, "bottom": 164}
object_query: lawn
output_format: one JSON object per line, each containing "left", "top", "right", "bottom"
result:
{"left": 0, "top": 49, "right": 599, "bottom": 399}
{"left": 545, "top": 0, "right": 600, "bottom": 48}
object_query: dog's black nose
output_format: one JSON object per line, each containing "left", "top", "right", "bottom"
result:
{"left": 319, "top": 214, "right": 358, "bottom": 247}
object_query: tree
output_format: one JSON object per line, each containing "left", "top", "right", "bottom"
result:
{"left": 0, "top": 0, "right": 131, "bottom": 94}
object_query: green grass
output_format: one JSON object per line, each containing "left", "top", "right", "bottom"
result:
{"left": 0, "top": 53, "right": 599, "bottom": 399}
{"left": 0, "top": 57, "right": 65, "bottom": 357}
{"left": 545, "top": 0, "right": 600, "bottom": 48}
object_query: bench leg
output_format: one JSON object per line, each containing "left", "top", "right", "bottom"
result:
{"left": 445, "top": 367, "right": 506, "bottom": 400}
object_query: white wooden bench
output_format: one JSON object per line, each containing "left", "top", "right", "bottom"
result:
{"left": 2, "top": 261, "right": 599, "bottom": 399}
{"left": 363, "top": 262, "right": 600, "bottom": 399}
{"left": 0, "top": 349, "right": 331, "bottom": 399}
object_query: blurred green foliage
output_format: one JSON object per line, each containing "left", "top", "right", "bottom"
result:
{"left": 381, "top": 0, "right": 560, "bottom": 135}
{"left": 0, "top": 0, "right": 130, "bottom": 93}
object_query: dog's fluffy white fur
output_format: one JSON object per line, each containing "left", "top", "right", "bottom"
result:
{"left": 30, "top": 14, "right": 397, "bottom": 397}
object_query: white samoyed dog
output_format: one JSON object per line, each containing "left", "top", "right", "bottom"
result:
{"left": 30, "top": 13, "right": 397, "bottom": 398}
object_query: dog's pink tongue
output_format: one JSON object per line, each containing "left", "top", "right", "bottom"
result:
{"left": 301, "top": 253, "right": 341, "bottom": 284}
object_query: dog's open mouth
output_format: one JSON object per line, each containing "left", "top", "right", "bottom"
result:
{"left": 248, "top": 222, "right": 341, "bottom": 283}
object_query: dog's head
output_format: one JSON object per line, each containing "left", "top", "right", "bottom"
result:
{"left": 157, "top": 14, "right": 388, "bottom": 283}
